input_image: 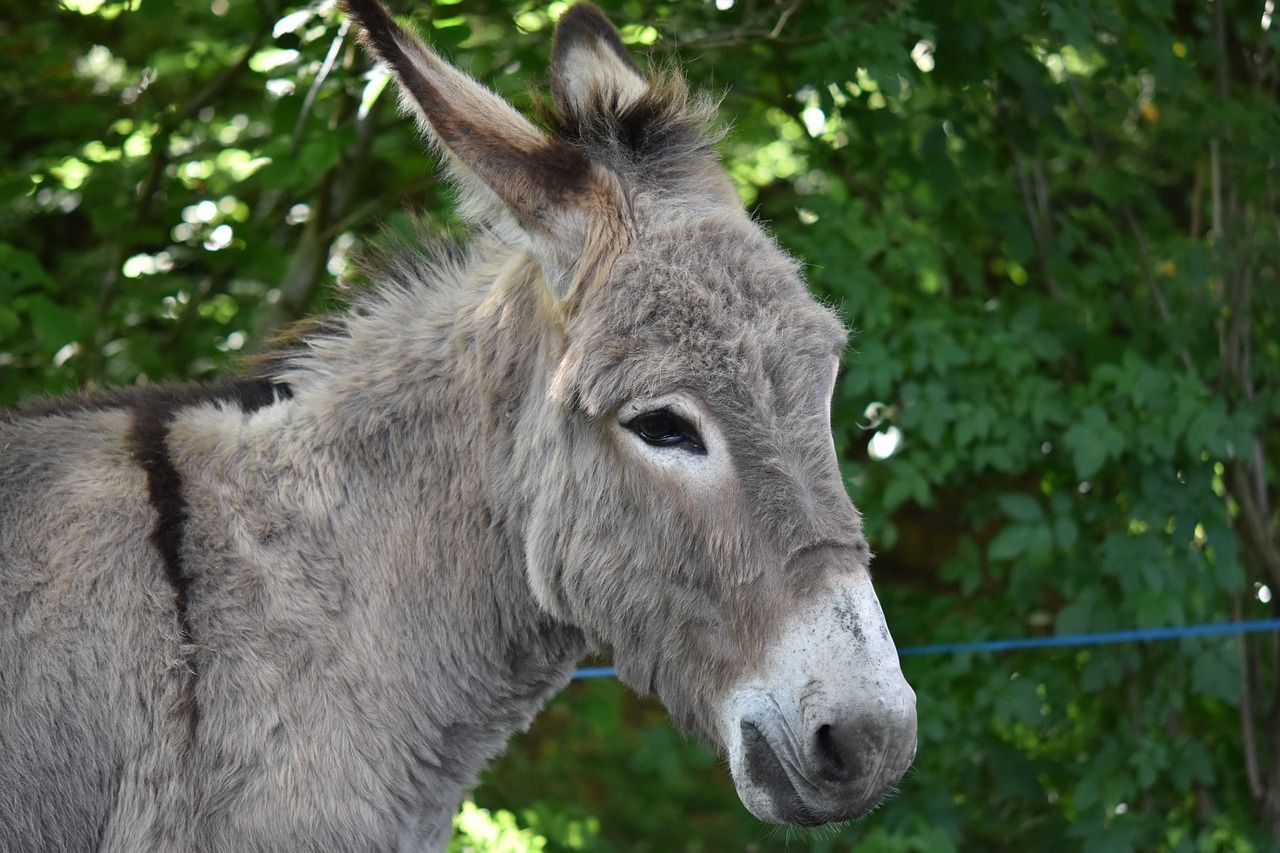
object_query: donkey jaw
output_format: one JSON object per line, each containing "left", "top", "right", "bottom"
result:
{"left": 720, "top": 573, "right": 918, "bottom": 825}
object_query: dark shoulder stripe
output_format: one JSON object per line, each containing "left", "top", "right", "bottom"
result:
{"left": 120, "top": 378, "right": 290, "bottom": 735}
{"left": 127, "top": 404, "right": 192, "bottom": 640}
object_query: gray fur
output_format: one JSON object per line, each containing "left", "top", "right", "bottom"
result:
{"left": 0, "top": 3, "right": 914, "bottom": 849}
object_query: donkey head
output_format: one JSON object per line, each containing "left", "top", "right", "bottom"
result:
{"left": 344, "top": 0, "right": 916, "bottom": 826}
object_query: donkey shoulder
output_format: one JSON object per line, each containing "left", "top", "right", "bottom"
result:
{"left": 0, "top": 378, "right": 290, "bottom": 850}
{"left": 0, "top": 378, "right": 289, "bottom": 560}
{"left": 0, "top": 406, "right": 147, "bottom": 849}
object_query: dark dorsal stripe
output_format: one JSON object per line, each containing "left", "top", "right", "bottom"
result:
{"left": 45, "top": 378, "right": 291, "bottom": 734}
{"left": 4, "top": 376, "right": 290, "bottom": 734}
{"left": 123, "top": 379, "right": 289, "bottom": 618}
{"left": 11, "top": 375, "right": 290, "bottom": 422}
{"left": 8, "top": 379, "right": 290, "bottom": 623}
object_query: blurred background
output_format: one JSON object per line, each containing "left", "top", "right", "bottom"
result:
{"left": 3, "top": 0, "right": 1278, "bottom": 849}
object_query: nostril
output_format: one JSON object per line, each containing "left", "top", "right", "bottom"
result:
{"left": 813, "top": 723, "right": 854, "bottom": 783}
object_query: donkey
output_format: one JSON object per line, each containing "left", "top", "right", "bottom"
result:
{"left": 0, "top": 2, "right": 916, "bottom": 849}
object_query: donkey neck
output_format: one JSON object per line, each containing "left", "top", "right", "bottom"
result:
{"left": 289, "top": 240, "right": 587, "bottom": 704}
{"left": 168, "top": 242, "right": 585, "bottom": 839}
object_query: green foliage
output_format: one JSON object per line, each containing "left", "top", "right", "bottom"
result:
{"left": 3, "top": 0, "right": 1278, "bottom": 850}
{"left": 451, "top": 801, "right": 602, "bottom": 852}
{"left": 452, "top": 803, "right": 550, "bottom": 853}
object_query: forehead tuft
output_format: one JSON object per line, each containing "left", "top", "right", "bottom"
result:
{"left": 541, "top": 70, "right": 724, "bottom": 183}
{"left": 617, "top": 217, "right": 843, "bottom": 339}
{"left": 564, "top": 215, "right": 847, "bottom": 414}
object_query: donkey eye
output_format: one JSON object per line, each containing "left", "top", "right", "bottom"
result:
{"left": 625, "top": 409, "right": 706, "bottom": 454}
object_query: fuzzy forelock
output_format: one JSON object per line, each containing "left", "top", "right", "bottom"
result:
{"left": 538, "top": 71, "right": 725, "bottom": 173}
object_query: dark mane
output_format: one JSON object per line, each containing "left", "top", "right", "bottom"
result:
{"left": 5, "top": 376, "right": 290, "bottom": 424}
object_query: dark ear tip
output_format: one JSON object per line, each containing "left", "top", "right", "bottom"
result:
{"left": 558, "top": 2, "right": 611, "bottom": 23}
{"left": 338, "top": 0, "right": 380, "bottom": 18}
{"left": 555, "top": 3, "right": 621, "bottom": 47}
{"left": 553, "top": 2, "right": 638, "bottom": 69}
{"left": 340, "top": 0, "right": 394, "bottom": 32}
{"left": 341, "top": 0, "right": 406, "bottom": 62}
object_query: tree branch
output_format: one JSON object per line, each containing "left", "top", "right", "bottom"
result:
{"left": 1236, "top": 595, "right": 1266, "bottom": 802}
{"left": 289, "top": 19, "right": 351, "bottom": 159}
{"left": 82, "top": 29, "right": 267, "bottom": 382}
{"left": 767, "top": 0, "right": 803, "bottom": 39}
{"left": 254, "top": 90, "right": 382, "bottom": 343}
{"left": 319, "top": 176, "right": 436, "bottom": 243}
{"left": 1010, "top": 144, "right": 1064, "bottom": 300}
{"left": 1230, "top": 464, "right": 1280, "bottom": 589}
{"left": 1065, "top": 74, "right": 1197, "bottom": 377}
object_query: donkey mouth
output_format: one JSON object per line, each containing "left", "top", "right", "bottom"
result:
{"left": 739, "top": 720, "right": 836, "bottom": 826}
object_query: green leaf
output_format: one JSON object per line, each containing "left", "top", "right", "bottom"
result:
{"left": 1056, "top": 597, "right": 1097, "bottom": 635}
{"left": 1063, "top": 406, "right": 1125, "bottom": 479}
{"left": 0, "top": 243, "right": 55, "bottom": 296}
{"left": 997, "top": 493, "right": 1043, "bottom": 522}
{"left": 25, "top": 296, "right": 79, "bottom": 347}
{"left": 0, "top": 305, "right": 19, "bottom": 341}
{"left": 1024, "top": 524, "right": 1054, "bottom": 566}
{"left": 358, "top": 68, "right": 391, "bottom": 120}
{"left": 1052, "top": 516, "right": 1079, "bottom": 551}
{"left": 1081, "top": 655, "right": 1124, "bottom": 692}
{"left": 1074, "top": 775, "right": 1100, "bottom": 812}
{"left": 1190, "top": 644, "right": 1240, "bottom": 705}
{"left": 988, "top": 524, "right": 1029, "bottom": 561}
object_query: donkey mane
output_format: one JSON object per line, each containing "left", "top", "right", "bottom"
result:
{"left": 4, "top": 376, "right": 288, "bottom": 424}
{"left": 252, "top": 228, "right": 472, "bottom": 379}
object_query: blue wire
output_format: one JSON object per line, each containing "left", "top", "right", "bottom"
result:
{"left": 570, "top": 618, "right": 1280, "bottom": 681}
{"left": 898, "top": 617, "right": 1280, "bottom": 656}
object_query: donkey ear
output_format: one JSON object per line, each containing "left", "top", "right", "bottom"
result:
{"left": 343, "top": 0, "right": 629, "bottom": 302}
{"left": 551, "top": 3, "right": 649, "bottom": 115}
{"left": 343, "top": 0, "right": 588, "bottom": 228}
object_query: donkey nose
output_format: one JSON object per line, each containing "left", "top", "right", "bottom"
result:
{"left": 812, "top": 723, "right": 857, "bottom": 783}
{"left": 807, "top": 700, "right": 918, "bottom": 788}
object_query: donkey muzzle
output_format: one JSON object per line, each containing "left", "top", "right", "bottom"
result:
{"left": 731, "top": 687, "right": 916, "bottom": 824}
{"left": 722, "top": 571, "right": 917, "bottom": 825}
